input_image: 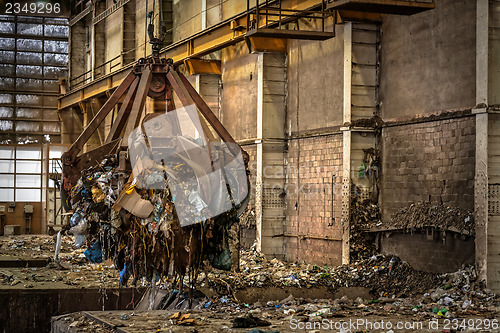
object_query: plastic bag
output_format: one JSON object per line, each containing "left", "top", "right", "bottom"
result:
{"left": 84, "top": 241, "right": 103, "bottom": 263}
{"left": 69, "top": 218, "right": 88, "bottom": 235}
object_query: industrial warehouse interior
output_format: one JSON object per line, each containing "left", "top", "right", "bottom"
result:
{"left": 0, "top": 0, "right": 500, "bottom": 332}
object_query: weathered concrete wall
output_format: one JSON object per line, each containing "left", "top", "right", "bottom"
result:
{"left": 287, "top": 24, "right": 345, "bottom": 133}
{"left": 284, "top": 134, "right": 343, "bottom": 265}
{"left": 94, "top": 2, "right": 106, "bottom": 74}
{"left": 122, "top": 0, "right": 136, "bottom": 65}
{"left": 381, "top": 115, "right": 476, "bottom": 221}
{"left": 221, "top": 43, "right": 258, "bottom": 142}
{"left": 282, "top": 24, "right": 346, "bottom": 265}
{"left": 104, "top": 0, "right": 123, "bottom": 67}
{"left": 173, "top": 0, "right": 202, "bottom": 42}
{"left": 68, "top": 22, "right": 85, "bottom": 83}
{"left": 221, "top": 0, "right": 246, "bottom": 21}
{"left": 379, "top": 0, "right": 476, "bottom": 119}
{"left": 379, "top": 230, "right": 475, "bottom": 273}
{"left": 135, "top": 0, "right": 152, "bottom": 59}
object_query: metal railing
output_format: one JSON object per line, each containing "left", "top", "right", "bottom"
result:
{"left": 69, "top": 54, "right": 123, "bottom": 89}
{"left": 246, "top": 0, "right": 329, "bottom": 33}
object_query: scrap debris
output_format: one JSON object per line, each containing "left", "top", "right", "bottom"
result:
{"left": 0, "top": 235, "right": 119, "bottom": 289}
{"left": 53, "top": 247, "right": 499, "bottom": 332}
{"left": 2, "top": 235, "right": 498, "bottom": 331}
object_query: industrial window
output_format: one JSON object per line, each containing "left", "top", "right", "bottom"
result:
{"left": 0, "top": 145, "right": 43, "bottom": 202}
{"left": 0, "top": 15, "right": 68, "bottom": 145}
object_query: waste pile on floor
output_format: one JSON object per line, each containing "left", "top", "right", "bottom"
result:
{"left": 201, "top": 247, "right": 498, "bottom": 316}
{"left": 0, "top": 235, "right": 120, "bottom": 289}
{"left": 204, "top": 247, "right": 437, "bottom": 297}
{"left": 0, "top": 235, "right": 64, "bottom": 259}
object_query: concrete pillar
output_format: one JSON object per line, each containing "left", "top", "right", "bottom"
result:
{"left": 341, "top": 22, "right": 352, "bottom": 265}
{"left": 487, "top": 114, "right": 500, "bottom": 291}
{"left": 478, "top": 0, "right": 500, "bottom": 292}
{"left": 474, "top": 110, "right": 488, "bottom": 282}
{"left": 474, "top": 0, "right": 489, "bottom": 284}
{"left": 255, "top": 52, "right": 287, "bottom": 259}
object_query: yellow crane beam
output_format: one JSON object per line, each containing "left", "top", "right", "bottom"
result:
{"left": 59, "top": 0, "right": 326, "bottom": 110}
{"left": 59, "top": 0, "right": 434, "bottom": 110}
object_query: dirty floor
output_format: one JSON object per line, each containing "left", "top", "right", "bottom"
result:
{"left": 1, "top": 235, "right": 499, "bottom": 332}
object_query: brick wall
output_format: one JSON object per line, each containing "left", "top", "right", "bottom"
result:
{"left": 284, "top": 134, "right": 344, "bottom": 265}
{"left": 381, "top": 115, "right": 476, "bottom": 221}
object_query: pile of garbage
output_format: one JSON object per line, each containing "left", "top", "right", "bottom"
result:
{"left": 203, "top": 248, "right": 438, "bottom": 298}
{"left": 422, "top": 265, "right": 499, "bottom": 316}
{"left": 0, "top": 235, "right": 62, "bottom": 259}
{"left": 199, "top": 246, "right": 498, "bottom": 313}
{"left": 387, "top": 202, "right": 474, "bottom": 235}
{"left": 152, "top": 248, "right": 497, "bottom": 326}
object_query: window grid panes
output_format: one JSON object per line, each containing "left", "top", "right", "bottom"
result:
{"left": 0, "top": 145, "right": 42, "bottom": 202}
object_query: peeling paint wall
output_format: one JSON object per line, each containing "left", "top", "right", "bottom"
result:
{"left": 286, "top": 25, "right": 344, "bottom": 133}
{"left": 104, "top": 0, "right": 123, "bottom": 66}
{"left": 379, "top": 0, "right": 476, "bottom": 119}
{"left": 221, "top": 43, "right": 258, "bottom": 142}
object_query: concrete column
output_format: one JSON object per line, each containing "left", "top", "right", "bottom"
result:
{"left": 474, "top": 0, "right": 489, "bottom": 284}
{"left": 255, "top": 52, "right": 287, "bottom": 259}
{"left": 341, "top": 22, "right": 352, "bottom": 265}
{"left": 474, "top": 110, "right": 488, "bottom": 282}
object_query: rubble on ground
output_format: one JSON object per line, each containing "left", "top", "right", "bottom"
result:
{"left": 0, "top": 235, "right": 119, "bottom": 289}
{"left": 198, "top": 246, "right": 499, "bottom": 318}
{"left": 1, "top": 235, "right": 498, "bottom": 325}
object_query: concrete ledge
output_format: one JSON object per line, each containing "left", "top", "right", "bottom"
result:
{"left": 0, "top": 255, "right": 49, "bottom": 268}
{"left": 0, "top": 288, "right": 144, "bottom": 333}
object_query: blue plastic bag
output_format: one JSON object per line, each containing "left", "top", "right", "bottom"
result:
{"left": 84, "top": 241, "right": 103, "bottom": 263}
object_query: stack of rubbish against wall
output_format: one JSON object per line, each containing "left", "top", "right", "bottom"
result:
{"left": 67, "top": 105, "right": 249, "bottom": 289}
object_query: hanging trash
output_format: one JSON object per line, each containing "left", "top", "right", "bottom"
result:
{"left": 61, "top": 56, "right": 250, "bottom": 296}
